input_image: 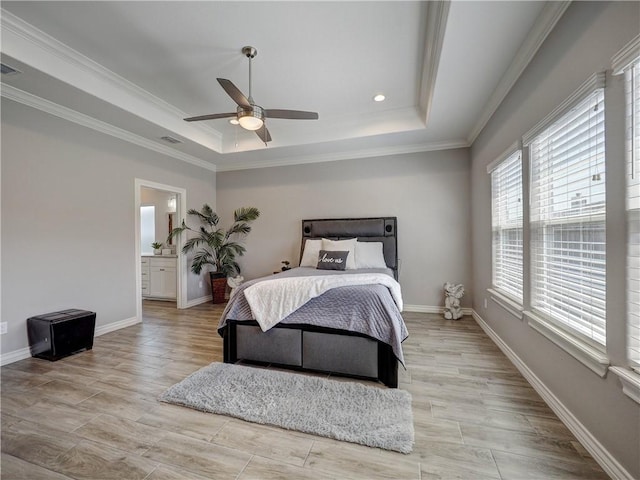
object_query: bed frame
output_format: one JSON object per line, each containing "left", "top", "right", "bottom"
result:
{"left": 223, "top": 217, "right": 400, "bottom": 387}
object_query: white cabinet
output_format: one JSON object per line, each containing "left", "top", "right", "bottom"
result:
{"left": 141, "top": 257, "right": 150, "bottom": 296}
{"left": 142, "top": 256, "right": 176, "bottom": 300}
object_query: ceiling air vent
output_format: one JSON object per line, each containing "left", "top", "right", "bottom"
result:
{"left": 160, "top": 135, "right": 182, "bottom": 144}
{"left": 1, "top": 63, "right": 21, "bottom": 76}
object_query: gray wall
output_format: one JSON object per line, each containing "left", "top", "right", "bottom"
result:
{"left": 1, "top": 99, "right": 216, "bottom": 358}
{"left": 217, "top": 149, "right": 471, "bottom": 308}
{"left": 470, "top": 2, "right": 639, "bottom": 477}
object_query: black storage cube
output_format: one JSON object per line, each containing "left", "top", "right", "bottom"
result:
{"left": 27, "top": 309, "right": 96, "bottom": 361}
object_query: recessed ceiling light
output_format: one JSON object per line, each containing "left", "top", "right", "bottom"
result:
{"left": 373, "top": 94, "right": 386, "bottom": 102}
{"left": 229, "top": 118, "right": 239, "bottom": 125}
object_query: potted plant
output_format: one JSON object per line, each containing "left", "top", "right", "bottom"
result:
{"left": 168, "top": 204, "right": 260, "bottom": 303}
{"left": 151, "top": 242, "right": 163, "bottom": 255}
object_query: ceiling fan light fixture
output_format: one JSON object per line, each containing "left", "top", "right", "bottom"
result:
{"left": 238, "top": 116, "right": 263, "bottom": 131}
{"left": 237, "top": 106, "right": 264, "bottom": 131}
{"left": 183, "top": 46, "right": 317, "bottom": 144}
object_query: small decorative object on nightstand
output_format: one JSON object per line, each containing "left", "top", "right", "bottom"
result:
{"left": 443, "top": 282, "right": 464, "bottom": 320}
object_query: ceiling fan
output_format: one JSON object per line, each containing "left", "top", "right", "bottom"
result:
{"left": 184, "top": 46, "right": 319, "bottom": 145}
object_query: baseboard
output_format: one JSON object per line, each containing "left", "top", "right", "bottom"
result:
{"left": 0, "top": 346, "right": 32, "bottom": 366}
{"left": 94, "top": 316, "right": 140, "bottom": 337}
{"left": 0, "top": 315, "right": 141, "bottom": 367}
{"left": 472, "top": 310, "right": 634, "bottom": 480}
{"left": 404, "top": 304, "right": 473, "bottom": 316}
{"left": 183, "top": 295, "right": 213, "bottom": 309}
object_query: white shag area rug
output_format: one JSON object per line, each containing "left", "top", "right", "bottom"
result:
{"left": 159, "top": 362, "right": 414, "bottom": 453}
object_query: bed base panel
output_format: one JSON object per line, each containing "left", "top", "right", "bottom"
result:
{"left": 224, "top": 321, "right": 398, "bottom": 388}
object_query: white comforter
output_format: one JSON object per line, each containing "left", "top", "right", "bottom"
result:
{"left": 243, "top": 273, "right": 403, "bottom": 332}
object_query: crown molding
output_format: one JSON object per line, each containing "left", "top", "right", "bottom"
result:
{"left": 3, "top": 83, "right": 470, "bottom": 174}
{"left": 486, "top": 140, "right": 522, "bottom": 174}
{"left": 467, "top": 1, "right": 572, "bottom": 144}
{"left": 612, "top": 34, "right": 640, "bottom": 75}
{"left": 216, "top": 138, "right": 469, "bottom": 172}
{"left": 522, "top": 71, "right": 604, "bottom": 146}
{"left": 418, "top": 0, "right": 450, "bottom": 126}
{"left": 2, "top": 84, "right": 217, "bottom": 172}
{"left": 0, "top": 9, "right": 223, "bottom": 150}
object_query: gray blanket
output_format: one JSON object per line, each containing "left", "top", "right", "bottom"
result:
{"left": 218, "top": 267, "right": 408, "bottom": 364}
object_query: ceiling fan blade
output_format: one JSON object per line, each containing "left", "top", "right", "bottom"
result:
{"left": 184, "top": 112, "right": 236, "bottom": 122}
{"left": 264, "top": 109, "right": 319, "bottom": 120}
{"left": 217, "top": 78, "right": 251, "bottom": 108}
{"left": 255, "top": 125, "right": 272, "bottom": 144}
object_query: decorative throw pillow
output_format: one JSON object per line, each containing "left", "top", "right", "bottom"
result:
{"left": 321, "top": 238, "right": 357, "bottom": 269}
{"left": 316, "top": 250, "right": 349, "bottom": 270}
{"left": 300, "top": 239, "right": 322, "bottom": 267}
{"left": 355, "top": 241, "right": 387, "bottom": 268}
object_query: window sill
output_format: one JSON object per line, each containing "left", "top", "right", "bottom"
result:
{"left": 524, "top": 311, "right": 610, "bottom": 377}
{"left": 609, "top": 367, "right": 640, "bottom": 405}
{"left": 488, "top": 289, "right": 523, "bottom": 320}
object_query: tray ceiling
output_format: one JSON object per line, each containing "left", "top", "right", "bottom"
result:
{"left": 0, "top": 1, "right": 567, "bottom": 171}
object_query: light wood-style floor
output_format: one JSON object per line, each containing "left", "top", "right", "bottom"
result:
{"left": 1, "top": 301, "right": 608, "bottom": 479}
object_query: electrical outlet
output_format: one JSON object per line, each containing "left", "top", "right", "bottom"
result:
{"left": 199, "top": 281, "right": 203, "bottom": 288}
{"left": 0, "top": 322, "right": 7, "bottom": 335}
{"left": 484, "top": 298, "right": 488, "bottom": 309}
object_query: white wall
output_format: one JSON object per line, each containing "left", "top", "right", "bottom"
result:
{"left": 217, "top": 149, "right": 471, "bottom": 308}
{"left": 470, "top": 2, "right": 639, "bottom": 477}
{"left": 0, "top": 99, "right": 216, "bottom": 360}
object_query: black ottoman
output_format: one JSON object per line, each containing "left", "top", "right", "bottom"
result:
{"left": 27, "top": 309, "right": 96, "bottom": 361}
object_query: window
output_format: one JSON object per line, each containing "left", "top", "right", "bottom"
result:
{"left": 528, "top": 82, "right": 606, "bottom": 348}
{"left": 626, "top": 58, "right": 640, "bottom": 371}
{"left": 490, "top": 149, "right": 523, "bottom": 304}
{"left": 140, "top": 205, "right": 155, "bottom": 255}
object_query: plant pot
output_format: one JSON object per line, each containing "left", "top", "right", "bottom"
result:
{"left": 153, "top": 249, "right": 162, "bottom": 255}
{"left": 209, "top": 272, "right": 227, "bottom": 304}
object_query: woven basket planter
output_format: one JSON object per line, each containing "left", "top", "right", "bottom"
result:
{"left": 209, "top": 272, "right": 227, "bottom": 304}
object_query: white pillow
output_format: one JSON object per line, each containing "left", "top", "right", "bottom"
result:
{"left": 322, "top": 238, "right": 357, "bottom": 270}
{"left": 355, "top": 241, "right": 387, "bottom": 269}
{"left": 300, "top": 239, "right": 322, "bottom": 267}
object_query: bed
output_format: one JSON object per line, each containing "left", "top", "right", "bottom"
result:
{"left": 217, "top": 217, "right": 407, "bottom": 387}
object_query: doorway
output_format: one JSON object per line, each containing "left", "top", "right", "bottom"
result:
{"left": 134, "top": 179, "right": 187, "bottom": 322}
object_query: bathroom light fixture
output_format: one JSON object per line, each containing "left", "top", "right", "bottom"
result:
{"left": 167, "top": 197, "right": 176, "bottom": 213}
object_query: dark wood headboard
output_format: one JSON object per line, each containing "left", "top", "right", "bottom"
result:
{"left": 301, "top": 217, "right": 398, "bottom": 279}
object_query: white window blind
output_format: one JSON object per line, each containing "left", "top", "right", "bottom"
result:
{"left": 626, "top": 59, "right": 640, "bottom": 370}
{"left": 491, "top": 150, "right": 523, "bottom": 303}
{"left": 529, "top": 88, "right": 606, "bottom": 347}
